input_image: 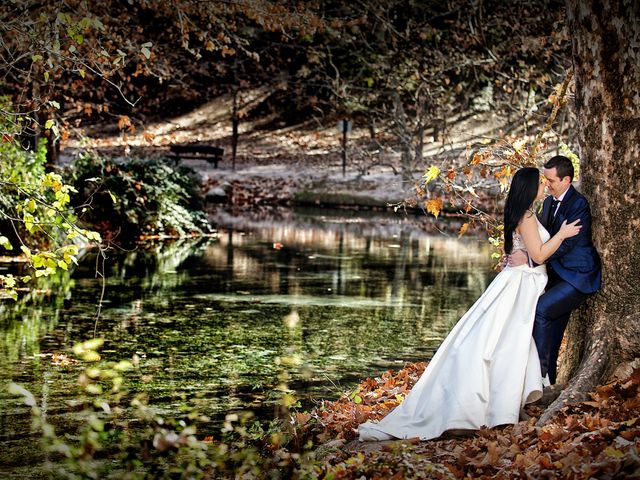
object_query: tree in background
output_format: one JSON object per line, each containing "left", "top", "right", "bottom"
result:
{"left": 294, "top": 0, "right": 572, "bottom": 181}
{"left": 0, "top": 0, "right": 324, "bottom": 161}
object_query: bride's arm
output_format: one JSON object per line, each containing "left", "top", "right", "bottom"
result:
{"left": 518, "top": 212, "right": 581, "bottom": 264}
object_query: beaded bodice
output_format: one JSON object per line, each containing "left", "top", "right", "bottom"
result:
{"left": 512, "top": 217, "right": 550, "bottom": 253}
{"left": 512, "top": 232, "right": 527, "bottom": 251}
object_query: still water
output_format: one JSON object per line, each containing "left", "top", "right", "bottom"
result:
{"left": 0, "top": 210, "right": 495, "bottom": 468}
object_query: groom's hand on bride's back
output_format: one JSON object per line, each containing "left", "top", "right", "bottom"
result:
{"left": 507, "top": 249, "right": 529, "bottom": 268}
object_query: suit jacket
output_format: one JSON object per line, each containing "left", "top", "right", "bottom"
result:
{"left": 539, "top": 185, "right": 601, "bottom": 294}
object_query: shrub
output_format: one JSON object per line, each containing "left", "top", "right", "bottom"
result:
{"left": 67, "top": 155, "right": 210, "bottom": 243}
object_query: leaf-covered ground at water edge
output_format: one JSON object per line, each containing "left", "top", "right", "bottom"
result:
{"left": 295, "top": 364, "right": 640, "bottom": 479}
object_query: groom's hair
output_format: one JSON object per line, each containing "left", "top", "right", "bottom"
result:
{"left": 544, "top": 155, "right": 574, "bottom": 182}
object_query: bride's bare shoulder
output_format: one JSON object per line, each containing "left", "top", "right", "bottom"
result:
{"left": 519, "top": 210, "right": 536, "bottom": 223}
{"left": 516, "top": 210, "right": 537, "bottom": 233}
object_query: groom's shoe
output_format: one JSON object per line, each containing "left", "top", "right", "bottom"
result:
{"left": 535, "top": 383, "right": 564, "bottom": 408}
{"left": 519, "top": 407, "right": 532, "bottom": 421}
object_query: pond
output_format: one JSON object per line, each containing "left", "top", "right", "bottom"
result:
{"left": 0, "top": 209, "right": 496, "bottom": 471}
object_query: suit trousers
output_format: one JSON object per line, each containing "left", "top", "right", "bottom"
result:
{"left": 533, "top": 268, "right": 590, "bottom": 384}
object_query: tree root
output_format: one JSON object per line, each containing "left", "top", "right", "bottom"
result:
{"left": 537, "top": 339, "right": 609, "bottom": 426}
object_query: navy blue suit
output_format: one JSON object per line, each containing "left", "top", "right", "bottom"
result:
{"left": 534, "top": 185, "right": 601, "bottom": 384}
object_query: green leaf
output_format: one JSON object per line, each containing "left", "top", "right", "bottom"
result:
{"left": 86, "top": 231, "right": 102, "bottom": 242}
{"left": 31, "top": 54, "right": 43, "bottom": 63}
{"left": 108, "top": 191, "right": 117, "bottom": 204}
{"left": 48, "top": 100, "right": 61, "bottom": 109}
{"left": 89, "top": 416, "right": 104, "bottom": 432}
{"left": 8, "top": 383, "right": 37, "bottom": 407}
{"left": 0, "top": 236, "right": 12, "bottom": 250}
{"left": 21, "top": 276, "right": 31, "bottom": 284}
{"left": 45, "top": 120, "right": 54, "bottom": 130}
{"left": 423, "top": 166, "right": 440, "bottom": 184}
{"left": 76, "top": 338, "right": 105, "bottom": 353}
{"left": 86, "top": 383, "right": 103, "bottom": 393}
{"left": 57, "top": 260, "right": 68, "bottom": 270}
{"left": 114, "top": 360, "right": 133, "bottom": 372}
{"left": 43, "top": 71, "right": 50, "bottom": 82}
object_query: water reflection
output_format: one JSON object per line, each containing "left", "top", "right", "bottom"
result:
{"left": 0, "top": 212, "right": 495, "bottom": 469}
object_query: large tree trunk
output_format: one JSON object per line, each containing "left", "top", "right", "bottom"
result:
{"left": 540, "top": 0, "right": 640, "bottom": 424}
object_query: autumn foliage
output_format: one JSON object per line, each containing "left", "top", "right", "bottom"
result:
{"left": 294, "top": 363, "right": 640, "bottom": 479}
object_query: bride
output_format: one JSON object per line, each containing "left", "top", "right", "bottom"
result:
{"left": 359, "top": 167, "right": 581, "bottom": 442}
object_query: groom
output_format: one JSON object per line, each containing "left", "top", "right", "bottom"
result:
{"left": 511, "top": 155, "right": 601, "bottom": 385}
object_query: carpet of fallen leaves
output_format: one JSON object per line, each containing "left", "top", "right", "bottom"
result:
{"left": 294, "top": 363, "right": 640, "bottom": 479}
{"left": 203, "top": 177, "right": 296, "bottom": 208}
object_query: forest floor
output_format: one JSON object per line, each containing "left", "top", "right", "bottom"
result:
{"left": 296, "top": 361, "right": 640, "bottom": 479}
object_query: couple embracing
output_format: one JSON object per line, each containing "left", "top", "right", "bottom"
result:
{"left": 359, "top": 155, "right": 602, "bottom": 442}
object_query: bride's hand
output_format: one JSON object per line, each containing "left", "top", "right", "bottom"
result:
{"left": 559, "top": 219, "right": 582, "bottom": 239}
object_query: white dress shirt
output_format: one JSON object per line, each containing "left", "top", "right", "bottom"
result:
{"left": 552, "top": 188, "right": 569, "bottom": 217}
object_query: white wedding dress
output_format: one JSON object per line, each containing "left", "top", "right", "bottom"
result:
{"left": 359, "top": 221, "right": 549, "bottom": 441}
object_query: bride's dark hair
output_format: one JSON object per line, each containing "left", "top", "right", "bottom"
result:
{"left": 503, "top": 167, "right": 540, "bottom": 254}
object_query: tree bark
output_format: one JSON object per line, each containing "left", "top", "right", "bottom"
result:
{"left": 541, "top": 0, "right": 640, "bottom": 424}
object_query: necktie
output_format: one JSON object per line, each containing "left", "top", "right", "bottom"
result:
{"left": 548, "top": 199, "right": 559, "bottom": 225}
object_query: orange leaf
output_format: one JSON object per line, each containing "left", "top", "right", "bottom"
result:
{"left": 143, "top": 131, "right": 155, "bottom": 143}
{"left": 538, "top": 455, "right": 554, "bottom": 469}
{"left": 296, "top": 412, "right": 311, "bottom": 425}
{"left": 117, "top": 115, "right": 131, "bottom": 130}
{"left": 458, "top": 223, "right": 469, "bottom": 238}
{"left": 486, "top": 441, "right": 500, "bottom": 466}
{"left": 425, "top": 198, "right": 443, "bottom": 218}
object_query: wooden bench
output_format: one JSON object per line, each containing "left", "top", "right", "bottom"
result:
{"left": 169, "top": 144, "right": 224, "bottom": 168}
